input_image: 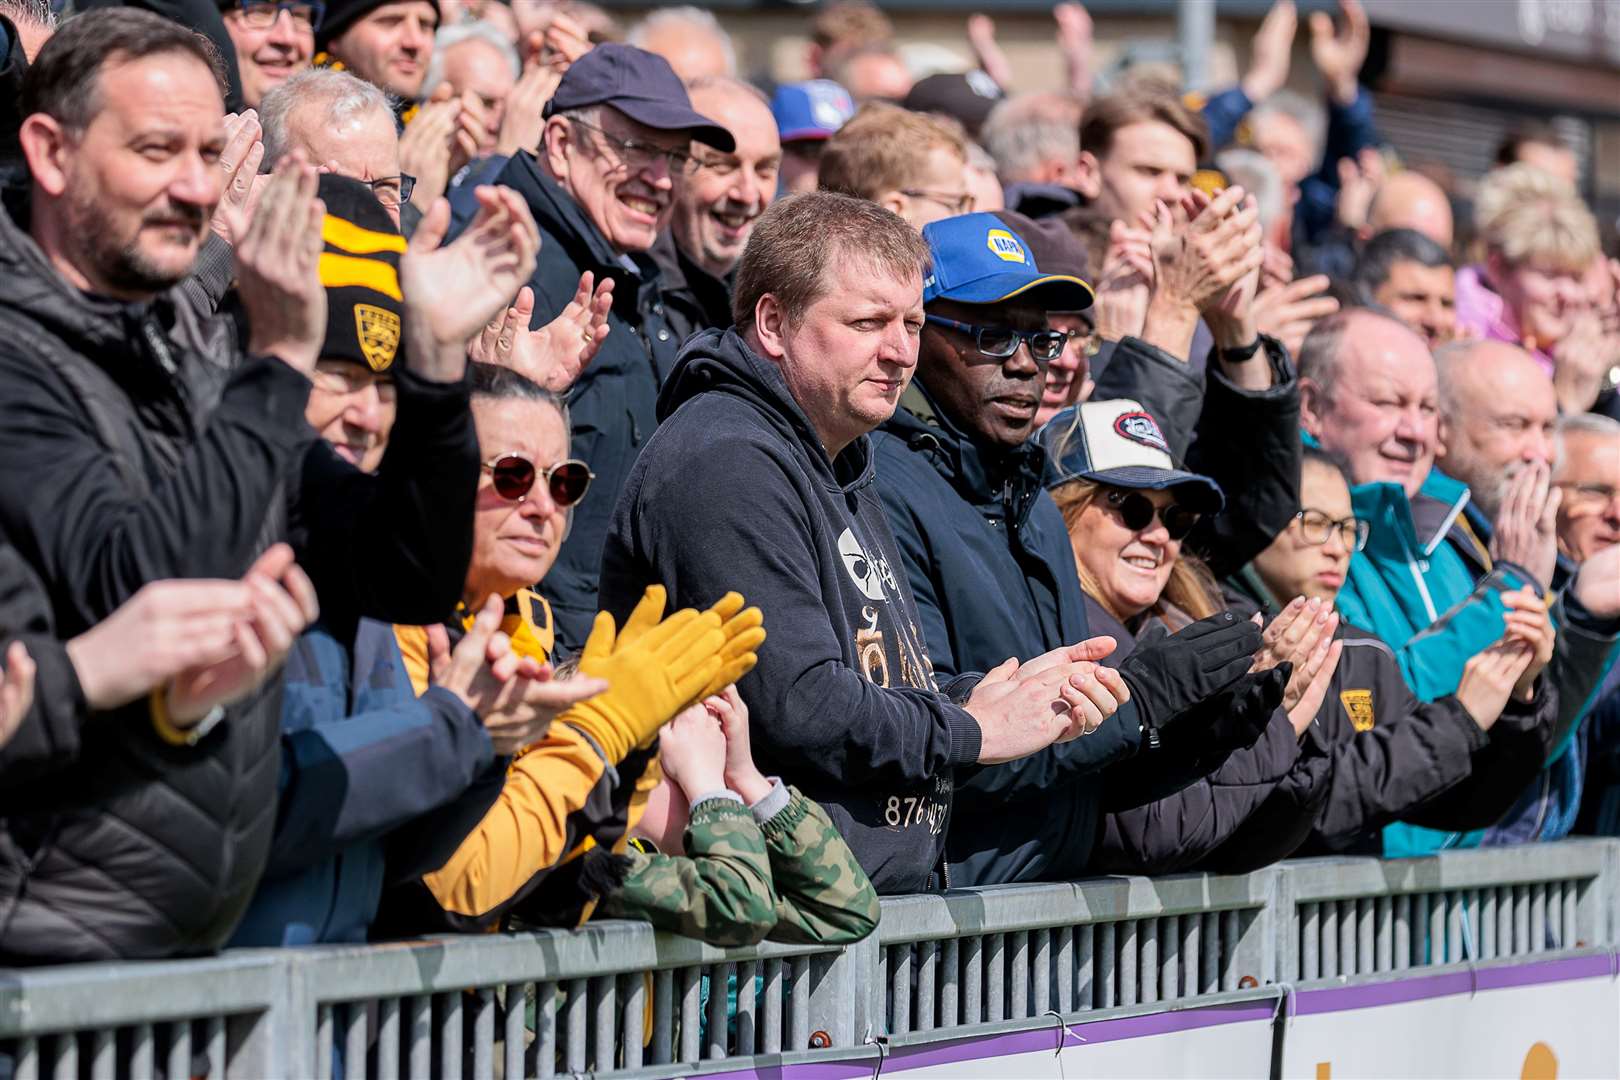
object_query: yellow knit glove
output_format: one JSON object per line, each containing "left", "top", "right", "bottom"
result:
{"left": 569, "top": 587, "right": 726, "bottom": 763}
{"left": 697, "top": 592, "right": 766, "bottom": 700}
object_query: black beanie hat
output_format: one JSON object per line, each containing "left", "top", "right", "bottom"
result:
{"left": 316, "top": 0, "right": 439, "bottom": 52}
{"left": 317, "top": 173, "right": 406, "bottom": 373}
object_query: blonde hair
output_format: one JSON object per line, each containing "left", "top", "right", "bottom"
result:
{"left": 1475, "top": 163, "right": 1599, "bottom": 274}
{"left": 1049, "top": 479, "right": 1223, "bottom": 626}
{"left": 816, "top": 101, "right": 969, "bottom": 203}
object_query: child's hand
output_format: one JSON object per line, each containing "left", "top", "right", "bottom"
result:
{"left": 710, "top": 686, "right": 772, "bottom": 804}
{"left": 658, "top": 702, "right": 726, "bottom": 797}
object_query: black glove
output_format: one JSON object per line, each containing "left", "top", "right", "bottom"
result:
{"left": 1117, "top": 612, "right": 1262, "bottom": 749}
{"left": 1181, "top": 663, "right": 1292, "bottom": 758}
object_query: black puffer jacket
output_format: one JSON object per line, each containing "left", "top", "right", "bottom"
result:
{"left": 0, "top": 193, "right": 478, "bottom": 963}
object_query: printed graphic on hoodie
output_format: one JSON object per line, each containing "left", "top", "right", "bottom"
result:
{"left": 839, "top": 525, "right": 949, "bottom": 836}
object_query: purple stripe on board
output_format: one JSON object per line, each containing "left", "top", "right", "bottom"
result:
{"left": 1293, "top": 953, "right": 1615, "bottom": 1016}
{"left": 696, "top": 1000, "right": 1278, "bottom": 1079}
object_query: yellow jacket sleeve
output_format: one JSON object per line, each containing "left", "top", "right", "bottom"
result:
{"left": 423, "top": 723, "right": 608, "bottom": 918}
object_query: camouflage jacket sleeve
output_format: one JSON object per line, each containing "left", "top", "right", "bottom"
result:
{"left": 597, "top": 797, "right": 778, "bottom": 947}
{"left": 762, "top": 786, "right": 881, "bottom": 945}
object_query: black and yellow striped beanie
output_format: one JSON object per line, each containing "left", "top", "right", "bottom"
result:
{"left": 317, "top": 173, "right": 407, "bottom": 373}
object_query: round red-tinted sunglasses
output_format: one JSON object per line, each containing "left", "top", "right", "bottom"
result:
{"left": 483, "top": 453, "right": 594, "bottom": 508}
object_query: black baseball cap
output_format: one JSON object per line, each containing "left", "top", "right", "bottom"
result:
{"left": 543, "top": 43, "right": 735, "bottom": 152}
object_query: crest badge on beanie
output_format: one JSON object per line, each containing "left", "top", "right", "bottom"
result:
{"left": 316, "top": 173, "right": 407, "bottom": 372}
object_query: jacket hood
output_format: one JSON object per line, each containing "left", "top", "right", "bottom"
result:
{"left": 883, "top": 382, "right": 1047, "bottom": 530}
{"left": 657, "top": 326, "right": 877, "bottom": 495}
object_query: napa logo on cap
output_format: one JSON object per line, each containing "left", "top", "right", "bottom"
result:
{"left": 985, "top": 228, "right": 1028, "bottom": 265}
{"left": 1114, "top": 410, "right": 1170, "bottom": 455}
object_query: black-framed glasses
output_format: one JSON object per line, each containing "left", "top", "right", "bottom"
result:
{"left": 367, "top": 173, "right": 415, "bottom": 209}
{"left": 568, "top": 117, "right": 691, "bottom": 172}
{"left": 235, "top": 0, "right": 324, "bottom": 30}
{"left": 925, "top": 315, "right": 1067, "bottom": 363}
{"left": 1293, "top": 509, "right": 1369, "bottom": 552}
{"left": 484, "top": 454, "right": 594, "bottom": 507}
{"left": 900, "top": 188, "right": 975, "bottom": 215}
{"left": 1106, "top": 489, "right": 1200, "bottom": 541}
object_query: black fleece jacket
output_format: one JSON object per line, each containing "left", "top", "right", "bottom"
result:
{"left": 599, "top": 329, "right": 982, "bottom": 894}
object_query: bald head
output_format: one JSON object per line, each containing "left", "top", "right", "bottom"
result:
{"left": 1434, "top": 339, "right": 1558, "bottom": 518}
{"left": 1368, "top": 172, "right": 1454, "bottom": 251}
{"left": 1300, "top": 308, "right": 1440, "bottom": 499}
{"left": 629, "top": 9, "right": 735, "bottom": 81}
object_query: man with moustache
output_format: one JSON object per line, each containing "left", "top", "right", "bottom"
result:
{"left": 654, "top": 74, "right": 781, "bottom": 347}
{"left": 484, "top": 43, "right": 735, "bottom": 651}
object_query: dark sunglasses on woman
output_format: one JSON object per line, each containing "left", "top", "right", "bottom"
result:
{"left": 484, "top": 454, "right": 594, "bottom": 507}
{"left": 1106, "top": 489, "right": 1200, "bottom": 541}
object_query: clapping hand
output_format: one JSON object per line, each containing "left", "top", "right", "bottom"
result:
{"left": 210, "top": 110, "right": 267, "bottom": 246}
{"left": 1489, "top": 462, "right": 1561, "bottom": 590}
{"left": 400, "top": 185, "right": 542, "bottom": 382}
{"left": 468, "top": 274, "right": 613, "bottom": 392}
{"left": 235, "top": 152, "right": 327, "bottom": 374}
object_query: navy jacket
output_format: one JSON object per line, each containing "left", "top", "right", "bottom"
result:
{"left": 228, "top": 619, "right": 504, "bottom": 947}
{"left": 871, "top": 384, "right": 1142, "bottom": 887}
{"left": 484, "top": 152, "right": 683, "bottom": 652}
{"left": 598, "top": 329, "right": 982, "bottom": 894}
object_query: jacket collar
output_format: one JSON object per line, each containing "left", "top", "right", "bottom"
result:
{"left": 650, "top": 230, "right": 732, "bottom": 323}
{"left": 1411, "top": 469, "right": 1474, "bottom": 556}
{"left": 885, "top": 381, "right": 1047, "bottom": 530}
{"left": 500, "top": 152, "right": 662, "bottom": 311}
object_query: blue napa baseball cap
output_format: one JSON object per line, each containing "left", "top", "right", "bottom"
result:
{"left": 770, "top": 80, "right": 855, "bottom": 142}
{"left": 543, "top": 44, "right": 735, "bottom": 152}
{"left": 921, "top": 213, "right": 1094, "bottom": 311}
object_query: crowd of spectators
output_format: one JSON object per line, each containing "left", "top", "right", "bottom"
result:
{"left": 0, "top": 0, "right": 1616, "bottom": 1005}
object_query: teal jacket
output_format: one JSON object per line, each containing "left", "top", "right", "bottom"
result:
{"left": 1332, "top": 472, "right": 1532, "bottom": 856}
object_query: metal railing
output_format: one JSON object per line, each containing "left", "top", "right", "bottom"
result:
{"left": 1, "top": 842, "right": 1616, "bottom": 1079}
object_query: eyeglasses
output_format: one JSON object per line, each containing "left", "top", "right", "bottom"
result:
{"left": 569, "top": 117, "right": 692, "bottom": 173}
{"left": 1293, "top": 509, "right": 1369, "bottom": 552}
{"left": 1058, "top": 325, "right": 1102, "bottom": 358}
{"left": 1105, "top": 489, "right": 1200, "bottom": 541}
{"left": 1556, "top": 481, "right": 1620, "bottom": 510}
{"left": 484, "top": 454, "right": 594, "bottom": 507}
{"left": 235, "top": 0, "right": 324, "bottom": 30}
{"left": 925, "top": 315, "right": 1067, "bottom": 363}
{"left": 900, "top": 188, "right": 975, "bottom": 215}
{"left": 367, "top": 174, "right": 416, "bottom": 209}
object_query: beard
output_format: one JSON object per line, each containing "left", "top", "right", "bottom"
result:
{"left": 63, "top": 184, "right": 207, "bottom": 295}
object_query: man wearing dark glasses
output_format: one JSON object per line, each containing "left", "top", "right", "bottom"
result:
{"left": 872, "top": 213, "right": 1282, "bottom": 887}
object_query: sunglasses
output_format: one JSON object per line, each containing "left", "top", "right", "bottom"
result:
{"left": 1105, "top": 489, "right": 1200, "bottom": 541}
{"left": 484, "top": 454, "right": 594, "bottom": 507}
{"left": 925, "top": 315, "right": 1068, "bottom": 363}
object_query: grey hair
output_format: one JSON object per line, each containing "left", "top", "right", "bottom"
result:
{"left": 469, "top": 362, "right": 572, "bottom": 437}
{"left": 684, "top": 73, "right": 768, "bottom": 107}
{"left": 422, "top": 20, "right": 521, "bottom": 99}
{"left": 1248, "top": 89, "right": 1325, "bottom": 161}
{"left": 1215, "top": 148, "right": 1284, "bottom": 232}
{"left": 627, "top": 5, "right": 735, "bottom": 76}
{"left": 980, "top": 92, "right": 1081, "bottom": 183}
{"left": 0, "top": 0, "right": 54, "bottom": 33}
{"left": 1298, "top": 307, "right": 1411, "bottom": 401}
{"left": 261, "top": 68, "right": 395, "bottom": 167}
{"left": 1557, "top": 412, "right": 1620, "bottom": 440}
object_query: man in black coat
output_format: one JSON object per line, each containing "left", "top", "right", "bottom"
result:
{"left": 0, "top": 9, "right": 538, "bottom": 962}
{"left": 599, "top": 192, "right": 1135, "bottom": 895}
{"left": 868, "top": 211, "right": 1291, "bottom": 886}
{"left": 478, "top": 44, "right": 735, "bottom": 652}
